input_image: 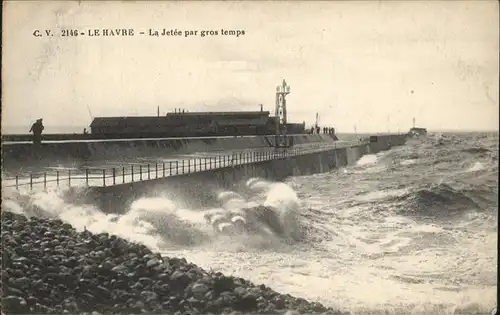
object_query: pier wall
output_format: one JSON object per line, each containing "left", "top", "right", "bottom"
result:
{"left": 2, "top": 134, "right": 336, "bottom": 171}
{"left": 81, "top": 134, "right": 405, "bottom": 213}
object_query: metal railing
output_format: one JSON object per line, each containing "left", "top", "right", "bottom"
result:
{"left": 2, "top": 142, "right": 367, "bottom": 191}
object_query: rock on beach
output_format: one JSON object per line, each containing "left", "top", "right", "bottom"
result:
{"left": 1, "top": 210, "right": 347, "bottom": 314}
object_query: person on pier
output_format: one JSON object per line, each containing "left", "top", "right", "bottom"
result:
{"left": 29, "top": 118, "right": 44, "bottom": 145}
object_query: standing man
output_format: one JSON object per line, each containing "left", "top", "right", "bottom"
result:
{"left": 29, "top": 118, "right": 44, "bottom": 144}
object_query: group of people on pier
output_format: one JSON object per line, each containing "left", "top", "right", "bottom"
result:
{"left": 308, "top": 126, "right": 336, "bottom": 135}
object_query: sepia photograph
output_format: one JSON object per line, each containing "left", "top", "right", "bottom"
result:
{"left": 1, "top": 1, "right": 498, "bottom": 315}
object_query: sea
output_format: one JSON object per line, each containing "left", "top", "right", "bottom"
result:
{"left": 2, "top": 132, "right": 498, "bottom": 315}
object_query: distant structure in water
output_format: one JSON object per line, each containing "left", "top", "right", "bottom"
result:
{"left": 408, "top": 117, "right": 427, "bottom": 137}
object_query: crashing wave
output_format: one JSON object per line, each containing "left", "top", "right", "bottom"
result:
{"left": 204, "top": 205, "right": 289, "bottom": 238}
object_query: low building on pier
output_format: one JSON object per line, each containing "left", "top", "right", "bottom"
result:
{"left": 90, "top": 110, "right": 306, "bottom": 138}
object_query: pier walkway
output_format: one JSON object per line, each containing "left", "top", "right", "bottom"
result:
{"left": 2, "top": 141, "right": 365, "bottom": 192}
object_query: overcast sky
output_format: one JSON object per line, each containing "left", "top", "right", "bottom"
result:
{"left": 2, "top": 0, "right": 499, "bottom": 133}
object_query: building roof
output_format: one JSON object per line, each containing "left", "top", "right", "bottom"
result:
{"left": 410, "top": 127, "right": 427, "bottom": 132}
{"left": 90, "top": 117, "right": 169, "bottom": 128}
{"left": 166, "top": 111, "right": 270, "bottom": 118}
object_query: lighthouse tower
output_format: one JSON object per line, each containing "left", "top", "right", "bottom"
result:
{"left": 275, "top": 79, "right": 291, "bottom": 148}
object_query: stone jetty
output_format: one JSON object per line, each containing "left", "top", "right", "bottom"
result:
{"left": 1, "top": 210, "right": 347, "bottom": 315}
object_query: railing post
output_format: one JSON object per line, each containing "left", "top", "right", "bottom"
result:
{"left": 163, "top": 162, "right": 165, "bottom": 177}
{"left": 56, "top": 171, "right": 59, "bottom": 187}
{"left": 68, "top": 170, "right": 71, "bottom": 187}
{"left": 176, "top": 161, "right": 179, "bottom": 175}
{"left": 182, "top": 160, "right": 185, "bottom": 174}
{"left": 44, "top": 172, "right": 47, "bottom": 190}
{"left": 194, "top": 159, "right": 197, "bottom": 172}
{"left": 30, "top": 173, "right": 33, "bottom": 190}
{"left": 140, "top": 165, "right": 143, "bottom": 180}
{"left": 148, "top": 164, "right": 151, "bottom": 180}
{"left": 188, "top": 159, "right": 190, "bottom": 173}
{"left": 169, "top": 161, "right": 172, "bottom": 176}
{"left": 122, "top": 167, "right": 125, "bottom": 183}
{"left": 112, "top": 168, "right": 116, "bottom": 185}
{"left": 85, "top": 169, "right": 89, "bottom": 186}
{"left": 131, "top": 165, "right": 134, "bottom": 182}
{"left": 155, "top": 163, "right": 158, "bottom": 178}
{"left": 15, "top": 176, "right": 19, "bottom": 190}
{"left": 102, "top": 169, "right": 105, "bottom": 187}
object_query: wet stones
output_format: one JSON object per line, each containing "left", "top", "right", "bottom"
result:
{"left": 1, "top": 210, "right": 345, "bottom": 314}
